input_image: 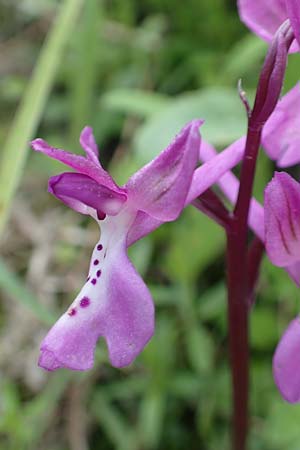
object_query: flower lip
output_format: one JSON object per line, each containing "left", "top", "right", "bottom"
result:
{"left": 38, "top": 347, "right": 94, "bottom": 372}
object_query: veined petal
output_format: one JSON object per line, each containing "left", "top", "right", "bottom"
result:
{"left": 262, "top": 84, "right": 300, "bottom": 167}
{"left": 38, "top": 213, "right": 154, "bottom": 371}
{"left": 125, "top": 120, "right": 202, "bottom": 221}
{"left": 265, "top": 172, "right": 300, "bottom": 266}
{"left": 126, "top": 138, "right": 250, "bottom": 245}
{"left": 31, "top": 135, "right": 122, "bottom": 193}
{"left": 79, "top": 126, "right": 100, "bottom": 164}
{"left": 48, "top": 172, "right": 127, "bottom": 217}
{"left": 238, "top": 0, "right": 298, "bottom": 52}
{"left": 273, "top": 316, "right": 300, "bottom": 403}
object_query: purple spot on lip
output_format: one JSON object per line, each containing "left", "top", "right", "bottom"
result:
{"left": 96, "top": 270, "right": 102, "bottom": 278}
{"left": 97, "top": 244, "right": 103, "bottom": 251}
{"left": 91, "top": 278, "right": 97, "bottom": 285}
{"left": 93, "top": 259, "right": 99, "bottom": 266}
{"left": 68, "top": 308, "right": 77, "bottom": 316}
{"left": 80, "top": 296, "right": 90, "bottom": 308}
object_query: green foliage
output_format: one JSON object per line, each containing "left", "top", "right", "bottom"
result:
{"left": 0, "top": 0, "right": 84, "bottom": 235}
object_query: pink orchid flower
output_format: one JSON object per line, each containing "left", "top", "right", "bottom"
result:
{"left": 31, "top": 121, "right": 202, "bottom": 370}
{"left": 238, "top": 0, "right": 300, "bottom": 52}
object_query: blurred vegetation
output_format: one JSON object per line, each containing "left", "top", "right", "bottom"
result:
{"left": 0, "top": 1, "right": 300, "bottom": 449}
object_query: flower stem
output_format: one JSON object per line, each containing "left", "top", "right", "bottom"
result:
{"left": 226, "top": 230, "right": 249, "bottom": 450}
{"left": 226, "top": 126, "right": 262, "bottom": 450}
{"left": 225, "top": 19, "right": 292, "bottom": 448}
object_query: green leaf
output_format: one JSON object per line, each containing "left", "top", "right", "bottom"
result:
{"left": 133, "top": 87, "right": 247, "bottom": 165}
{"left": 0, "top": 0, "right": 84, "bottom": 236}
{"left": 263, "top": 399, "right": 300, "bottom": 450}
{"left": 185, "top": 325, "right": 215, "bottom": 374}
{"left": 0, "top": 258, "right": 55, "bottom": 325}
{"left": 250, "top": 307, "right": 279, "bottom": 351}
{"left": 221, "top": 34, "right": 267, "bottom": 82}
{"left": 164, "top": 208, "right": 224, "bottom": 283}
{"left": 101, "top": 88, "right": 170, "bottom": 118}
{"left": 91, "top": 391, "right": 137, "bottom": 450}
{"left": 69, "top": 0, "right": 102, "bottom": 142}
{"left": 138, "top": 391, "right": 166, "bottom": 448}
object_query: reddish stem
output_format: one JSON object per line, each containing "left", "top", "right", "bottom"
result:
{"left": 226, "top": 230, "right": 249, "bottom": 450}
{"left": 226, "top": 22, "right": 291, "bottom": 450}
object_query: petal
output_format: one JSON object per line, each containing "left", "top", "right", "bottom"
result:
{"left": 39, "top": 220, "right": 154, "bottom": 371}
{"left": 126, "top": 211, "right": 162, "bottom": 247}
{"left": 265, "top": 172, "right": 300, "bottom": 266}
{"left": 198, "top": 140, "right": 265, "bottom": 241}
{"left": 285, "top": 261, "right": 300, "bottom": 286}
{"left": 127, "top": 136, "right": 248, "bottom": 246}
{"left": 273, "top": 316, "right": 300, "bottom": 403}
{"left": 238, "top": 0, "right": 298, "bottom": 52}
{"left": 286, "top": 0, "right": 300, "bottom": 47}
{"left": 186, "top": 137, "right": 245, "bottom": 204}
{"left": 262, "top": 84, "right": 300, "bottom": 167}
{"left": 125, "top": 119, "right": 203, "bottom": 221}
{"left": 31, "top": 137, "right": 123, "bottom": 193}
{"left": 79, "top": 126, "right": 100, "bottom": 164}
{"left": 198, "top": 142, "right": 300, "bottom": 286}
{"left": 48, "top": 172, "right": 127, "bottom": 216}
{"left": 103, "top": 247, "right": 154, "bottom": 367}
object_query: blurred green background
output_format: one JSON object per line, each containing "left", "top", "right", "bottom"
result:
{"left": 0, "top": 1, "right": 300, "bottom": 449}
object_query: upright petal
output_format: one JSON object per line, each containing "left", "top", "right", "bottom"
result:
{"left": 125, "top": 120, "right": 202, "bottom": 221}
{"left": 79, "top": 126, "right": 100, "bottom": 164}
{"left": 238, "top": 0, "right": 298, "bottom": 52}
{"left": 48, "top": 172, "right": 127, "bottom": 217}
{"left": 273, "top": 317, "right": 300, "bottom": 403}
{"left": 38, "top": 213, "right": 154, "bottom": 371}
{"left": 262, "top": 84, "right": 300, "bottom": 167}
{"left": 265, "top": 172, "right": 300, "bottom": 266}
{"left": 31, "top": 135, "right": 122, "bottom": 193}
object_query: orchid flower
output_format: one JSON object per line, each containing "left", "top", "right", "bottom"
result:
{"left": 32, "top": 119, "right": 252, "bottom": 372}
{"left": 266, "top": 173, "right": 300, "bottom": 403}
{"left": 262, "top": 83, "right": 300, "bottom": 167}
{"left": 237, "top": 0, "right": 300, "bottom": 51}
{"left": 31, "top": 121, "right": 202, "bottom": 370}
